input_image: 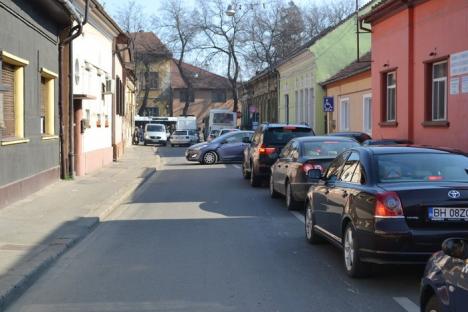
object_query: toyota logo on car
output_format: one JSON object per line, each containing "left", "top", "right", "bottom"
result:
{"left": 448, "top": 190, "right": 461, "bottom": 199}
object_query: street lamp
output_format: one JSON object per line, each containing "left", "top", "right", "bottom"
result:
{"left": 225, "top": 4, "right": 236, "bottom": 16}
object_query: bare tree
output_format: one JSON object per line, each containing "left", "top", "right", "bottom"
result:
{"left": 273, "top": 1, "right": 305, "bottom": 61}
{"left": 153, "top": 0, "right": 199, "bottom": 116}
{"left": 303, "top": 0, "right": 356, "bottom": 40}
{"left": 195, "top": 0, "right": 249, "bottom": 113}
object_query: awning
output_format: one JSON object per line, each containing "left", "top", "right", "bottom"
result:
{"left": 73, "top": 94, "right": 97, "bottom": 100}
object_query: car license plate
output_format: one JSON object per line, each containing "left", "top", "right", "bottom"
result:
{"left": 428, "top": 207, "right": 468, "bottom": 221}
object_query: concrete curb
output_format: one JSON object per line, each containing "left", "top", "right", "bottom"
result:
{"left": 0, "top": 155, "right": 160, "bottom": 312}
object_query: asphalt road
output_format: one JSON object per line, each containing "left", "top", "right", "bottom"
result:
{"left": 7, "top": 146, "right": 423, "bottom": 312}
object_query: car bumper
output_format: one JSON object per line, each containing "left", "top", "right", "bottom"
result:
{"left": 171, "top": 139, "right": 192, "bottom": 144}
{"left": 357, "top": 225, "right": 468, "bottom": 264}
{"left": 145, "top": 138, "right": 166, "bottom": 143}
{"left": 185, "top": 149, "right": 201, "bottom": 162}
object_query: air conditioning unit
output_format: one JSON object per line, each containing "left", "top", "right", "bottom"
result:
{"left": 105, "top": 79, "right": 115, "bottom": 94}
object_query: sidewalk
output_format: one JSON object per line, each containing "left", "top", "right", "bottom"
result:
{"left": 0, "top": 145, "right": 160, "bottom": 311}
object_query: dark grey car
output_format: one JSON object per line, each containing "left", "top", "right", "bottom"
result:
{"left": 269, "top": 136, "right": 359, "bottom": 210}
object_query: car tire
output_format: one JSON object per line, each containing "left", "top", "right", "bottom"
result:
{"left": 305, "top": 201, "right": 323, "bottom": 244}
{"left": 424, "top": 295, "right": 441, "bottom": 312}
{"left": 242, "top": 161, "right": 250, "bottom": 179}
{"left": 343, "top": 224, "right": 371, "bottom": 278}
{"left": 250, "top": 162, "right": 261, "bottom": 187}
{"left": 285, "top": 181, "right": 300, "bottom": 210}
{"left": 269, "top": 175, "right": 280, "bottom": 198}
{"left": 144, "top": 141, "right": 147, "bottom": 146}
{"left": 203, "top": 151, "right": 218, "bottom": 165}
{"left": 170, "top": 143, "right": 173, "bottom": 147}
{"left": 162, "top": 142, "right": 167, "bottom": 146}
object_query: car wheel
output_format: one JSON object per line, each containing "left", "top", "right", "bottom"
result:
{"left": 343, "top": 224, "right": 370, "bottom": 278}
{"left": 285, "top": 181, "right": 300, "bottom": 210}
{"left": 269, "top": 175, "right": 280, "bottom": 198}
{"left": 170, "top": 143, "right": 173, "bottom": 147}
{"left": 144, "top": 141, "right": 147, "bottom": 146}
{"left": 305, "top": 201, "right": 323, "bottom": 244}
{"left": 242, "top": 161, "right": 250, "bottom": 179}
{"left": 250, "top": 162, "right": 261, "bottom": 187}
{"left": 425, "top": 295, "right": 441, "bottom": 312}
{"left": 203, "top": 151, "right": 217, "bottom": 165}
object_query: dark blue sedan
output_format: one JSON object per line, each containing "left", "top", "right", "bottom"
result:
{"left": 420, "top": 238, "right": 468, "bottom": 312}
{"left": 185, "top": 131, "right": 254, "bottom": 165}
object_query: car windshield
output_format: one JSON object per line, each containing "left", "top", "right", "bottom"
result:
{"left": 377, "top": 153, "right": 468, "bottom": 183}
{"left": 264, "top": 127, "right": 312, "bottom": 145}
{"left": 147, "top": 125, "right": 164, "bottom": 132}
{"left": 174, "top": 131, "right": 187, "bottom": 135}
{"left": 302, "top": 140, "right": 360, "bottom": 158}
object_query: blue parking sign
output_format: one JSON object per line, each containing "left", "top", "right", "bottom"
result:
{"left": 323, "top": 96, "right": 334, "bottom": 112}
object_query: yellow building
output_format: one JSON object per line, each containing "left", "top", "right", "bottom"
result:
{"left": 321, "top": 52, "right": 372, "bottom": 135}
{"left": 132, "top": 32, "right": 172, "bottom": 117}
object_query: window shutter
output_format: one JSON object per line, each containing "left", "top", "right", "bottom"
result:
{"left": 1, "top": 63, "right": 15, "bottom": 138}
{"left": 40, "top": 77, "right": 47, "bottom": 134}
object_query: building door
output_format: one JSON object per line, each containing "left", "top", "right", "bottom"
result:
{"left": 74, "top": 99, "right": 84, "bottom": 176}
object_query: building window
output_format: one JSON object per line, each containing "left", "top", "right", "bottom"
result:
{"left": 284, "top": 94, "right": 289, "bottom": 123}
{"left": 304, "top": 89, "right": 309, "bottom": 125}
{"left": 0, "top": 51, "right": 29, "bottom": 142}
{"left": 309, "top": 88, "right": 314, "bottom": 128}
{"left": 430, "top": 61, "right": 448, "bottom": 121}
{"left": 180, "top": 89, "right": 194, "bottom": 102}
{"left": 340, "top": 98, "right": 350, "bottom": 131}
{"left": 295, "top": 90, "right": 299, "bottom": 122}
{"left": 211, "top": 89, "right": 226, "bottom": 102}
{"left": 40, "top": 68, "right": 57, "bottom": 136}
{"left": 383, "top": 71, "right": 396, "bottom": 122}
{"left": 363, "top": 94, "right": 372, "bottom": 134}
{"left": 148, "top": 72, "right": 159, "bottom": 89}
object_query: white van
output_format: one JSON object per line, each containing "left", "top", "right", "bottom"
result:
{"left": 144, "top": 123, "right": 167, "bottom": 146}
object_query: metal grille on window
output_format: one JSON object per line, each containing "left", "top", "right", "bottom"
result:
{"left": 432, "top": 62, "right": 447, "bottom": 121}
{"left": 1, "top": 63, "right": 15, "bottom": 138}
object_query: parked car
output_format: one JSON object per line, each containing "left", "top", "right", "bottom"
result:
{"left": 270, "top": 136, "right": 360, "bottom": 210}
{"left": 185, "top": 131, "right": 254, "bottom": 164}
{"left": 420, "top": 238, "right": 468, "bottom": 312}
{"left": 304, "top": 146, "right": 468, "bottom": 277}
{"left": 144, "top": 123, "right": 167, "bottom": 146}
{"left": 242, "top": 124, "right": 314, "bottom": 187}
{"left": 170, "top": 130, "right": 198, "bottom": 147}
{"left": 327, "top": 132, "right": 371, "bottom": 144}
{"left": 362, "top": 138, "right": 412, "bottom": 146}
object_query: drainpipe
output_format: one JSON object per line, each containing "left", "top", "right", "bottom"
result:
{"left": 59, "top": 0, "right": 89, "bottom": 178}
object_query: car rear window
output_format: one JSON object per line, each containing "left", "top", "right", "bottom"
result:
{"left": 303, "top": 140, "right": 359, "bottom": 158}
{"left": 147, "top": 125, "right": 164, "bottom": 132}
{"left": 174, "top": 130, "right": 188, "bottom": 135}
{"left": 377, "top": 153, "right": 468, "bottom": 183}
{"left": 264, "top": 127, "right": 312, "bottom": 145}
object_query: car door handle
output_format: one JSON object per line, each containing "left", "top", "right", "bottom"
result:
{"left": 324, "top": 189, "right": 330, "bottom": 195}
{"left": 285, "top": 165, "right": 288, "bottom": 168}
{"left": 342, "top": 190, "right": 348, "bottom": 198}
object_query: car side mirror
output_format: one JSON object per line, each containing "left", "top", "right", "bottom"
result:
{"left": 307, "top": 168, "right": 322, "bottom": 181}
{"left": 442, "top": 238, "right": 468, "bottom": 260}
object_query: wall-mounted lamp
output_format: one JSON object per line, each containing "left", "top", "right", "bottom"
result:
{"left": 383, "top": 63, "right": 389, "bottom": 68}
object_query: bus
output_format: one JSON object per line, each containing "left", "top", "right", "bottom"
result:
{"left": 203, "top": 109, "right": 237, "bottom": 140}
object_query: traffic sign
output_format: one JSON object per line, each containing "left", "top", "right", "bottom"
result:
{"left": 323, "top": 96, "right": 334, "bottom": 112}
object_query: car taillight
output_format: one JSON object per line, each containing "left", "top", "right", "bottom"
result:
{"left": 302, "top": 162, "right": 324, "bottom": 174}
{"left": 259, "top": 144, "right": 276, "bottom": 155}
{"left": 375, "top": 192, "right": 404, "bottom": 218}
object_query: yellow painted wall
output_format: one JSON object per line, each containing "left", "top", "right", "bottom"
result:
{"left": 325, "top": 71, "right": 372, "bottom": 134}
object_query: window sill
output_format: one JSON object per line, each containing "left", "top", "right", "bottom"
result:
{"left": 421, "top": 121, "right": 449, "bottom": 128}
{"left": 378, "top": 121, "right": 398, "bottom": 127}
{"left": 41, "top": 135, "right": 59, "bottom": 141}
{"left": 0, "top": 138, "right": 30, "bottom": 146}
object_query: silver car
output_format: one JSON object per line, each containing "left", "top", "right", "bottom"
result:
{"left": 170, "top": 130, "right": 198, "bottom": 147}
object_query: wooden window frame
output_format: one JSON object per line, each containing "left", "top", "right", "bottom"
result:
{"left": 362, "top": 93, "right": 372, "bottom": 135}
{"left": 422, "top": 58, "right": 449, "bottom": 127}
{"left": 339, "top": 97, "right": 350, "bottom": 131}
{"left": 40, "top": 67, "right": 58, "bottom": 139}
{"left": 0, "top": 51, "right": 29, "bottom": 145}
